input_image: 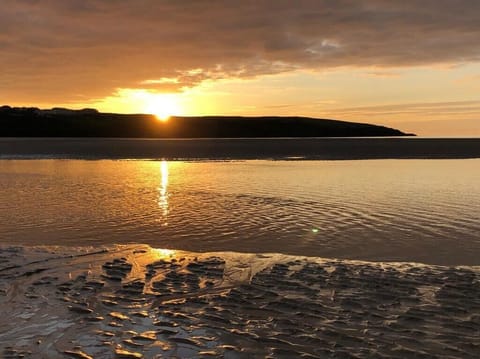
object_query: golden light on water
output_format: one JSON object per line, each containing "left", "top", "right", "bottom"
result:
{"left": 152, "top": 248, "right": 176, "bottom": 258}
{"left": 158, "top": 160, "right": 169, "bottom": 225}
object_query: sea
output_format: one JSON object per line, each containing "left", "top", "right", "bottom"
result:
{"left": 1, "top": 137, "right": 479, "bottom": 266}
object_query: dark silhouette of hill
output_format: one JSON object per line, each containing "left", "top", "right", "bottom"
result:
{"left": 0, "top": 106, "right": 412, "bottom": 137}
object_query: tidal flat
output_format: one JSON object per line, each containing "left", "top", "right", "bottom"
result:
{"left": 1, "top": 244, "right": 479, "bottom": 358}
{"left": 1, "top": 143, "right": 479, "bottom": 357}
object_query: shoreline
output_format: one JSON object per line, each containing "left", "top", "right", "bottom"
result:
{"left": 2, "top": 138, "right": 480, "bottom": 161}
{"left": 1, "top": 244, "right": 479, "bottom": 358}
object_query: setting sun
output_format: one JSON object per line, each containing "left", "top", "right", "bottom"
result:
{"left": 144, "top": 94, "right": 181, "bottom": 122}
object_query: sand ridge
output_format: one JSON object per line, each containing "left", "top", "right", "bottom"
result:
{"left": 0, "top": 245, "right": 479, "bottom": 358}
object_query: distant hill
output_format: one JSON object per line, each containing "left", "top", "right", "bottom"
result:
{"left": 0, "top": 106, "right": 412, "bottom": 137}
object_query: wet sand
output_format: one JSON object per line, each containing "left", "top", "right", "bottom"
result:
{"left": 1, "top": 245, "right": 479, "bottom": 358}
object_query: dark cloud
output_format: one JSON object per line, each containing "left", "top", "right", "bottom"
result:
{"left": 2, "top": 0, "right": 480, "bottom": 102}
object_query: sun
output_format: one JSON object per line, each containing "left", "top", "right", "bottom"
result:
{"left": 145, "top": 94, "right": 181, "bottom": 122}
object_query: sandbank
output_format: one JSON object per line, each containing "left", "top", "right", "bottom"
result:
{"left": 1, "top": 245, "right": 479, "bottom": 358}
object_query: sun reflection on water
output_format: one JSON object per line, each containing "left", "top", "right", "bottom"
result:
{"left": 158, "top": 160, "right": 169, "bottom": 225}
{"left": 152, "top": 248, "right": 176, "bottom": 258}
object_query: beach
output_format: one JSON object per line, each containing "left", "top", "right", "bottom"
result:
{"left": 1, "top": 244, "right": 479, "bottom": 358}
{"left": 1, "top": 144, "right": 479, "bottom": 357}
{"left": 4, "top": 0, "right": 480, "bottom": 357}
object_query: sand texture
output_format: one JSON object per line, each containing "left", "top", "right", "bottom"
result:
{"left": 1, "top": 245, "right": 479, "bottom": 358}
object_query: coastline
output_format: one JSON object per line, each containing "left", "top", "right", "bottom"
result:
{"left": 2, "top": 137, "right": 480, "bottom": 161}
{"left": 1, "top": 244, "right": 479, "bottom": 358}
{"left": 0, "top": 137, "right": 480, "bottom": 161}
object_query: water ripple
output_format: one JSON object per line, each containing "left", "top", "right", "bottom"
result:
{"left": 0, "top": 159, "right": 479, "bottom": 265}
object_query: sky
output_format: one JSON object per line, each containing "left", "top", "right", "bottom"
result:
{"left": 2, "top": 0, "right": 480, "bottom": 136}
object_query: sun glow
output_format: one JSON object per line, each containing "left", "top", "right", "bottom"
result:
{"left": 144, "top": 94, "right": 182, "bottom": 121}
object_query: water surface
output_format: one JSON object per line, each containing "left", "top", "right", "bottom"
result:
{"left": 2, "top": 137, "right": 480, "bottom": 160}
{"left": 1, "top": 159, "right": 479, "bottom": 265}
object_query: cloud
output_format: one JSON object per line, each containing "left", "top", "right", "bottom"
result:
{"left": 363, "top": 71, "right": 401, "bottom": 78}
{"left": 2, "top": 0, "right": 480, "bottom": 102}
{"left": 319, "top": 100, "right": 480, "bottom": 125}
{"left": 391, "top": 118, "right": 480, "bottom": 137}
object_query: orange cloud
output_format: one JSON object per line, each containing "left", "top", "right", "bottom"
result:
{"left": 2, "top": 1, "right": 480, "bottom": 104}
